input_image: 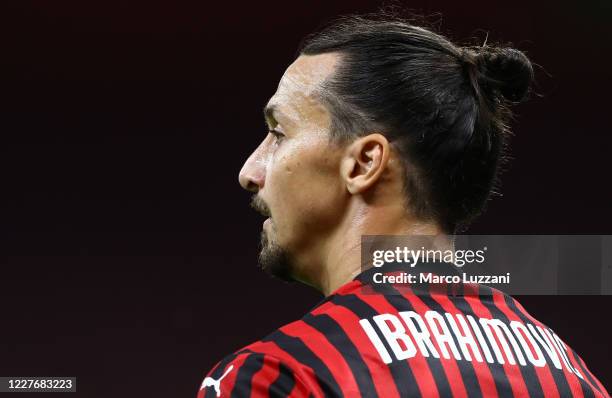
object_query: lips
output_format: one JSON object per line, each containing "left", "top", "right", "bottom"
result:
{"left": 250, "top": 195, "right": 272, "bottom": 218}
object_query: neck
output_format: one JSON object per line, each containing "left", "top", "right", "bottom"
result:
{"left": 313, "top": 199, "right": 446, "bottom": 296}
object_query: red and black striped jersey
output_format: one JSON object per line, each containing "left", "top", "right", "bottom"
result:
{"left": 197, "top": 262, "right": 610, "bottom": 397}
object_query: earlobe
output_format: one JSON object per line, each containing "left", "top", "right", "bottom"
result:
{"left": 341, "top": 133, "right": 390, "bottom": 195}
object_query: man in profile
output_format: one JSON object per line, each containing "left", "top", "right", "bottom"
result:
{"left": 197, "top": 14, "right": 609, "bottom": 397}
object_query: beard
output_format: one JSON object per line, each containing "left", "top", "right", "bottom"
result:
{"left": 258, "top": 227, "right": 294, "bottom": 282}
{"left": 251, "top": 195, "right": 295, "bottom": 282}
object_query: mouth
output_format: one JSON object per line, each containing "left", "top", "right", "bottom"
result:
{"left": 250, "top": 195, "right": 272, "bottom": 220}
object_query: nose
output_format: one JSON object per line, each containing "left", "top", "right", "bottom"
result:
{"left": 238, "top": 141, "right": 267, "bottom": 192}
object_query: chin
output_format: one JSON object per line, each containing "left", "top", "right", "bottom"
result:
{"left": 258, "top": 229, "right": 294, "bottom": 282}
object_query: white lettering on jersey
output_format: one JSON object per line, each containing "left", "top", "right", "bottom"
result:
{"left": 528, "top": 324, "right": 563, "bottom": 369}
{"left": 551, "top": 331, "right": 583, "bottom": 379}
{"left": 510, "top": 321, "right": 546, "bottom": 367}
{"left": 466, "top": 314, "right": 495, "bottom": 363}
{"left": 425, "top": 311, "right": 462, "bottom": 360}
{"left": 359, "top": 318, "right": 393, "bottom": 364}
{"left": 480, "top": 317, "right": 527, "bottom": 366}
{"left": 360, "top": 311, "right": 582, "bottom": 375}
{"left": 445, "top": 313, "right": 483, "bottom": 362}
{"left": 372, "top": 314, "right": 417, "bottom": 360}
{"left": 400, "top": 311, "right": 439, "bottom": 358}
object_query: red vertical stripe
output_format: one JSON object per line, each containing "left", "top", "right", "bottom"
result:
{"left": 429, "top": 290, "right": 499, "bottom": 398}
{"left": 287, "top": 373, "right": 312, "bottom": 398}
{"left": 460, "top": 286, "right": 530, "bottom": 397}
{"left": 491, "top": 290, "right": 560, "bottom": 398}
{"left": 348, "top": 282, "right": 441, "bottom": 398}
{"left": 281, "top": 320, "right": 361, "bottom": 397}
{"left": 514, "top": 299, "right": 610, "bottom": 397}
{"left": 509, "top": 297, "right": 587, "bottom": 398}
{"left": 578, "top": 356, "right": 610, "bottom": 397}
{"left": 565, "top": 347, "right": 609, "bottom": 398}
{"left": 312, "top": 301, "right": 402, "bottom": 398}
{"left": 249, "top": 354, "right": 280, "bottom": 398}
{"left": 246, "top": 340, "right": 326, "bottom": 398}
{"left": 400, "top": 287, "right": 469, "bottom": 398}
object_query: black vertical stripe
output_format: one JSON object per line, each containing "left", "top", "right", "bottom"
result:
{"left": 502, "top": 295, "right": 574, "bottom": 398}
{"left": 263, "top": 330, "right": 344, "bottom": 397}
{"left": 557, "top": 351, "right": 594, "bottom": 397}
{"left": 331, "top": 293, "right": 422, "bottom": 397}
{"left": 560, "top": 334, "right": 599, "bottom": 397}
{"left": 373, "top": 286, "right": 454, "bottom": 398}
{"left": 229, "top": 353, "right": 266, "bottom": 398}
{"left": 413, "top": 289, "right": 484, "bottom": 398}
{"left": 575, "top": 356, "right": 608, "bottom": 397}
{"left": 302, "top": 312, "right": 379, "bottom": 398}
{"left": 566, "top": 349, "right": 596, "bottom": 398}
{"left": 236, "top": 349, "right": 306, "bottom": 396}
{"left": 451, "top": 296, "right": 514, "bottom": 397}
{"left": 268, "top": 362, "right": 297, "bottom": 396}
{"left": 477, "top": 286, "right": 545, "bottom": 397}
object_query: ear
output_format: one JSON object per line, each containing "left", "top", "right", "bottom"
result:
{"left": 340, "top": 133, "right": 391, "bottom": 195}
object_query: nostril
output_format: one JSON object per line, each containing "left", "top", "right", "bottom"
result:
{"left": 239, "top": 171, "right": 263, "bottom": 193}
{"left": 246, "top": 181, "right": 260, "bottom": 193}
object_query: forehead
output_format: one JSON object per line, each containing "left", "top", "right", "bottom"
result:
{"left": 266, "top": 53, "right": 340, "bottom": 127}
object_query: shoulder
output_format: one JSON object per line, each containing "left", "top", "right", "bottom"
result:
{"left": 197, "top": 303, "right": 361, "bottom": 398}
{"left": 197, "top": 288, "right": 374, "bottom": 398}
{"left": 197, "top": 347, "right": 318, "bottom": 398}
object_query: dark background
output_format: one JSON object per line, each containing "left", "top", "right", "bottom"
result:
{"left": 1, "top": 0, "right": 610, "bottom": 396}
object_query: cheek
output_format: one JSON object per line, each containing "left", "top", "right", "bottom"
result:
{"left": 267, "top": 140, "right": 345, "bottom": 237}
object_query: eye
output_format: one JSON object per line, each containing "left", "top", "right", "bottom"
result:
{"left": 268, "top": 129, "right": 285, "bottom": 143}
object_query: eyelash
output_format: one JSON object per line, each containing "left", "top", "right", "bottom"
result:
{"left": 269, "top": 129, "right": 285, "bottom": 142}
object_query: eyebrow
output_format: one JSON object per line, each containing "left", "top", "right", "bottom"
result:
{"left": 264, "top": 103, "right": 292, "bottom": 128}
{"left": 263, "top": 103, "right": 277, "bottom": 125}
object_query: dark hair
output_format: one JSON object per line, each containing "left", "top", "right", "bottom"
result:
{"left": 300, "top": 15, "right": 534, "bottom": 232}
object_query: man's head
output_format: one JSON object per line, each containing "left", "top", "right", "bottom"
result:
{"left": 241, "top": 53, "right": 350, "bottom": 283}
{"left": 238, "top": 15, "right": 533, "bottom": 287}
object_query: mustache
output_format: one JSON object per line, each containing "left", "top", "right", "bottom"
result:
{"left": 250, "top": 195, "right": 271, "bottom": 217}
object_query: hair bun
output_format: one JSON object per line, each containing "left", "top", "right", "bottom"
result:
{"left": 475, "top": 47, "right": 534, "bottom": 102}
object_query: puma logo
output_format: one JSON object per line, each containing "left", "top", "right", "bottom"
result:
{"left": 200, "top": 365, "right": 234, "bottom": 397}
